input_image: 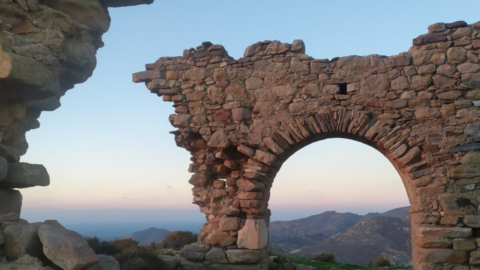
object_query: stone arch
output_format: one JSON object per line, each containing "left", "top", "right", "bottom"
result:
{"left": 134, "top": 21, "right": 480, "bottom": 269}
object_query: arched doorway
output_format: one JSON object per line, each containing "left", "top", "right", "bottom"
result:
{"left": 268, "top": 138, "right": 410, "bottom": 265}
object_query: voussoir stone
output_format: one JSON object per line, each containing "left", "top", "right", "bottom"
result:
{"left": 43, "top": 0, "right": 111, "bottom": 33}
{"left": 237, "top": 219, "right": 268, "bottom": 250}
{"left": 1, "top": 163, "right": 50, "bottom": 189}
{"left": 38, "top": 224, "right": 99, "bottom": 270}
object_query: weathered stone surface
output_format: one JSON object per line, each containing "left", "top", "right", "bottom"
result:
{"left": 183, "top": 244, "right": 207, "bottom": 261}
{"left": 205, "top": 231, "right": 236, "bottom": 247}
{"left": 417, "top": 249, "right": 467, "bottom": 263}
{"left": 38, "top": 224, "right": 99, "bottom": 270}
{"left": 102, "top": 0, "right": 154, "bottom": 7}
{"left": 0, "top": 188, "right": 22, "bottom": 215}
{"left": 219, "top": 217, "right": 240, "bottom": 231}
{"left": 226, "top": 249, "right": 260, "bottom": 264}
{"left": 86, "top": 255, "right": 120, "bottom": 270}
{"left": 237, "top": 219, "right": 268, "bottom": 250}
{"left": 4, "top": 223, "right": 43, "bottom": 260}
{"left": 0, "top": 254, "right": 47, "bottom": 270}
{"left": 208, "top": 129, "right": 231, "bottom": 148}
{"left": 447, "top": 47, "right": 467, "bottom": 64}
{"left": 43, "top": 0, "right": 111, "bottom": 33}
{"left": 253, "top": 150, "right": 276, "bottom": 165}
{"left": 0, "top": 163, "right": 49, "bottom": 189}
{"left": 205, "top": 247, "right": 228, "bottom": 264}
{"left": 464, "top": 215, "right": 480, "bottom": 228}
{"left": 391, "top": 76, "right": 409, "bottom": 90}
{"left": 462, "top": 72, "right": 480, "bottom": 88}
{"left": 0, "top": 157, "right": 7, "bottom": 181}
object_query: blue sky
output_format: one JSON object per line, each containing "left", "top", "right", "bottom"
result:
{"left": 19, "top": 1, "right": 480, "bottom": 236}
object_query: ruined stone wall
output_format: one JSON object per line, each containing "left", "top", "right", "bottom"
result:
{"left": 135, "top": 21, "right": 480, "bottom": 269}
{"left": 0, "top": 1, "right": 152, "bottom": 268}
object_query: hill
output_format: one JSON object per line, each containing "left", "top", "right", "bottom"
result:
{"left": 269, "top": 211, "right": 373, "bottom": 240}
{"left": 121, "top": 227, "right": 170, "bottom": 245}
{"left": 269, "top": 207, "right": 411, "bottom": 265}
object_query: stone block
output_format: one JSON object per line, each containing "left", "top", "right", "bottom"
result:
{"left": 38, "top": 224, "right": 99, "bottom": 270}
{"left": 226, "top": 249, "right": 260, "bottom": 264}
{"left": 205, "top": 247, "right": 228, "bottom": 264}
{"left": 0, "top": 163, "right": 49, "bottom": 189}
{"left": 453, "top": 238, "right": 476, "bottom": 251}
{"left": 0, "top": 188, "right": 22, "bottom": 215}
{"left": 237, "top": 219, "right": 268, "bottom": 249}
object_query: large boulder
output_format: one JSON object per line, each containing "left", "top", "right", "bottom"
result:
{"left": 4, "top": 223, "right": 44, "bottom": 260}
{"left": 0, "top": 188, "right": 22, "bottom": 215}
{"left": 38, "top": 224, "right": 99, "bottom": 270}
{"left": 86, "top": 255, "right": 120, "bottom": 270}
{"left": 0, "top": 163, "right": 49, "bottom": 189}
{"left": 40, "top": 0, "right": 111, "bottom": 33}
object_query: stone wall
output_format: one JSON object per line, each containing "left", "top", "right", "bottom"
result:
{"left": 0, "top": 0, "right": 152, "bottom": 269}
{"left": 134, "top": 21, "right": 480, "bottom": 269}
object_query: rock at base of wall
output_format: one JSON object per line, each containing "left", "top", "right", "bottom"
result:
{"left": 38, "top": 224, "right": 99, "bottom": 270}
{"left": 0, "top": 188, "right": 22, "bottom": 215}
{"left": 4, "top": 223, "right": 44, "bottom": 261}
{"left": 237, "top": 219, "right": 268, "bottom": 250}
{"left": 86, "top": 254, "right": 120, "bottom": 270}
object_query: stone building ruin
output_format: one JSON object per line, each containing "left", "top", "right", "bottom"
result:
{"left": 133, "top": 21, "right": 480, "bottom": 269}
{"left": 0, "top": 0, "right": 479, "bottom": 268}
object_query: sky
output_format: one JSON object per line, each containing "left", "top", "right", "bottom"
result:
{"left": 18, "top": 0, "right": 480, "bottom": 236}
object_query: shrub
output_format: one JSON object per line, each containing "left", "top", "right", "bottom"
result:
{"left": 160, "top": 231, "right": 197, "bottom": 250}
{"left": 86, "top": 236, "right": 120, "bottom": 255}
{"left": 87, "top": 237, "right": 170, "bottom": 270}
{"left": 312, "top": 252, "right": 335, "bottom": 262}
{"left": 366, "top": 256, "right": 391, "bottom": 267}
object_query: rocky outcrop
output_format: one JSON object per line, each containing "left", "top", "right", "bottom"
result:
{"left": 0, "top": 215, "right": 113, "bottom": 270}
{"left": 134, "top": 20, "right": 480, "bottom": 269}
{"left": 0, "top": 0, "right": 153, "bottom": 268}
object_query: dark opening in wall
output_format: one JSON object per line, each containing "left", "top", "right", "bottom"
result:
{"left": 339, "top": 83, "right": 348, "bottom": 94}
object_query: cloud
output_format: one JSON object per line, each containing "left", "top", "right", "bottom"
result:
{"left": 166, "top": 186, "right": 172, "bottom": 189}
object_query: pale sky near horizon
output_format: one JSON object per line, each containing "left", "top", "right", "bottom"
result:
{"left": 17, "top": 1, "right": 480, "bottom": 233}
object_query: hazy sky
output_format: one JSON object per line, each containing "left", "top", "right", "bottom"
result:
{"left": 19, "top": 1, "right": 480, "bottom": 235}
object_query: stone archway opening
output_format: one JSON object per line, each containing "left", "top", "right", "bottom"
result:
{"left": 133, "top": 20, "right": 480, "bottom": 270}
{"left": 267, "top": 137, "right": 411, "bottom": 265}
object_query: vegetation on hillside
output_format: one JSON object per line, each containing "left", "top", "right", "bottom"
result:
{"left": 86, "top": 236, "right": 170, "bottom": 270}
{"left": 270, "top": 252, "right": 411, "bottom": 270}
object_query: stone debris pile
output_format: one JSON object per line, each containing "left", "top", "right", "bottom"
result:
{"left": 134, "top": 20, "right": 480, "bottom": 269}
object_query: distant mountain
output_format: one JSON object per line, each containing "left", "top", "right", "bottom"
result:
{"left": 294, "top": 215, "right": 411, "bottom": 265}
{"left": 122, "top": 227, "right": 170, "bottom": 245}
{"left": 269, "top": 211, "right": 373, "bottom": 240}
{"left": 269, "top": 207, "right": 411, "bottom": 266}
{"left": 380, "top": 206, "right": 410, "bottom": 220}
